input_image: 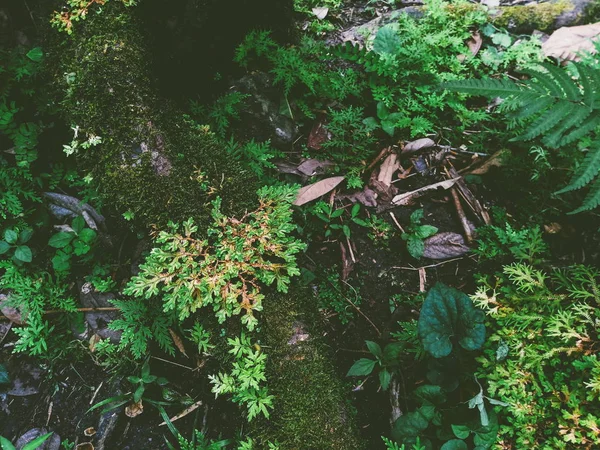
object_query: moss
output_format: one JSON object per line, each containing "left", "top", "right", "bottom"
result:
{"left": 46, "top": 2, "right": 256, "bottom": 230}
{"left": 252, "top": 288, "right": 363, "bottom": 450}
{"left": 493, "top": 0, "right": 573, "bottom": 32}
{"left": 577, "top": 0, "right": 600, "bottom": 24}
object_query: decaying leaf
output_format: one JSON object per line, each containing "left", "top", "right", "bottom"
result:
{"left": 458, "top": 30, "right": 483, "bottom": 61}
{"left": 297, "top": 159, "right": 334, "bottom": 176}
{"left": 89, "top": 333, "right": 102, "bottom": 352}
{"left": 293, "top": 176, "right": 345, "bottom": 206}
{"left": 423, "top": 232, "right": 470, "bottom": 260}
{"left": 307, "top": 118, "right": 331, "bottom": 150}
{"left": 542, "top": 23, "right": 600, "bottom": 61}
{"left": 403, "top": 138, "right": 435, "bottom": 154}
{"left": 392, "top": 178, "right": 460, "bottom": 206}
{"left": 312, "top": 7, "right": 329, "bottom": 20}
{"left": 0, "top": 294, "right": 24, "bottom": 325}
{"left": 338, "top": 187, "right": 378, "bottom": 207}
{"left": 125, "top": 400, "right": 144, "bottom": 418}
{"left": 274, "top": 161, "right": 303, "bottom": 176}
{"left": 378, "top": 154, "right": 400, "bottom": 186}
{"left": 467, "top": 149, "right": 506, "bottom": 175}
{"left": 169, "top": 328, "right": 188, "bottom": 357}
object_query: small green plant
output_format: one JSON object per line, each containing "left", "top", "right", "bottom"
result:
{"left": 472, "top": 263, "right": 600, "bottom": 448}
{"left": 225, "top": 138, "right": 281, "bottom": 178}
{"left": 191, "top": 92, "right": 250, "bottom": 137}
{"left": 51, "top": 0, "right": 138, "bottom": 34}
{"left": 61, "top": 125, "right": 102, "bottom": 156}
{"left": 124, "top": 185, "right": 305, "bottom": 330}
{"left": 310, "top": 202, "right": 369, "bottom": 239}
{"left": 0, "top": 433, "right": 54, "bottom": 450}
{"left": 0, "top": 228, "right": 33, "bottom": 264}
{"left": 367, "top": 215, "right": 393, "bottom": 245}
{"left": 48, "top": 216, "right": 97, "bottom": 273}
{"left": 188, "top": 323, "right": 214, "bottom": 355}
{"left": 474, "top": 222, "right": 547, "bottom": 263}
{"left": 317, "top": 270, "right": 362, "bottom": 324}
{"left": 401, "top": 210, "right": 438, "bottom": 259}
{"left": 347, "top": 340, "right": 404, "bottom": 390}
{"left": 209, "top": 332, "right": 274, "bottom": 421}
{"left": 167, "top": 429, "right": 231, "bottom": 450}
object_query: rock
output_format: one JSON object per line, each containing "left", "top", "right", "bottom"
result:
{"left": 75, "top": 282, "right": 121, "bottom": 343}
{"left": 337, "top": 8, "right": 422, "bottom": 47}
{"left": 94, "top": 411, "right": 119, "bottom": 450}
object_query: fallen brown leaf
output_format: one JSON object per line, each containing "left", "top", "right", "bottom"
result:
{"left": 169, "top": 328, "right": 188, "bottom": 358}
{"left": 378, "top": 154, "right": 400, "bottom": 186}
{"left": 0, "top": 294, "right": 24, "bottom": 325}
{"left": 293, "top": 176, "right": 345, "bottom": 206}
{"left": 338, "top": 187, "right": 378, "bottom": 207}
{"left": 467, "top": 149, "right": 506, "bottom": 175}
{"left": 458, "top": 30, "right": 483, "bottom": 61}
{"left": 542, "top": 23, "right": 600, "bottom": 61}
{"left": 84, "top": 427, "right": 96, "bottom": 437}
{"left": 391, "top": 178, "right": 460, "bottom": 206}
{"left": 307, "top": 118, "right": 330, "bottom": 150}
{"left": 423, "top": 232, "right": 470, "bottom": 260}
{"left": 76, "top": 443, "right": 94, "bottom": 450}
{"left": 297, "top": 159, "right": 334, "bottom": 176}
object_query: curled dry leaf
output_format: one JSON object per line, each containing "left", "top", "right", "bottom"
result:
{"left": 423, "top": 232, "right": 470, "bottom": 260}
{"left": 542, "top": 23, "right": 600, "bottom": 61}
{"left": 339, "top": 187, "right": 378, "bottom": 207}
{"left": 169, "top": 328, "right": 188, "bottom": 358}
{"left": 293, "top": 176, "right": 345, "bottom": 206}
{"left": 312, "top": 7, "right": 329, "bottom": 20}
{"left": 125, "top": 400, "right": 144, "bottom": 418}
{"left": 458, "top": 30, "right": 483, "bottom": 61}
{"left": 377, "top": 154, "right": 400, "bottom": 186}
{"left": 392, "top": 178, "right": 460, "bottom": 206}
{"left": 307, "top": 117, "right": 331, "bottom": 150}
{"left": 89, "top": 333, "right": 102, "bottom": 352}
{"left": 297, "top": 159, "right": 334, "bottom": 176}
{"left": 403, "top": 138, "right": 435, "bottom": 154}
{"left": 84, "top": 428, "right": 96, "bottom": 437}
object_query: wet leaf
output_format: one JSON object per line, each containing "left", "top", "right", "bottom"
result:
{"left": 422, "top": 232, "right": 470, "bottom": 260}
{"left": 293, "top": 176, "right": 345, "bottom": 206}
{"left": 307, "top": 118, "right": 331, "bottom": 150}
{"left": 542, "top": 23, "right": 600, "bottom": 61}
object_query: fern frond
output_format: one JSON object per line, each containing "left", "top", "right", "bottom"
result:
{"left": 538, "top": 62, "right": 582, "bottom": 102}
{"left": 569, "top": 176, "right": 600, "bottom": 214}
{"left": 515, "top": 103, "right": 577, "bottom": 142}
{"left": 442, "top": 78, "right": 525, "bottom": 97}
{"left": 542, "top": 105, "right": 594, "bottom": 148}
{"left": 521, "top": 66, "right": 564, "bottom": 98}
{"left": 511, "top": 95, "right": 554, "bottom": 119}
{"left": 556, "top": 143, "right": 600, "bottom": 194}
{"left": 559, "top": 114, "right": 600, "bottom": 146}
{"left": 575, "top": 62, "right": 597, "bottom": 110}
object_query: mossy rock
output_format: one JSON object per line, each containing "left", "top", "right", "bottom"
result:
{"left": 252, "top": 288, "right": 364, "bottom": 450}
{"left": 493, "top": 0, "right": 574, "bottom": 32}
{"left": 46, "top": 2, "right": 256, "bottom": 230}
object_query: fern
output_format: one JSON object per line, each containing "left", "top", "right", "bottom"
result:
{"left": 444, "top": 62, "right": 600, "bottom": 213}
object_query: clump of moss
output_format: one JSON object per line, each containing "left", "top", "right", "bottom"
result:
{"left": 493, "top": 0, "right": 573, "bottom": 32}
{"left": 46, "top": 2, "right": 256, "bottom": 230}
{"left": 252, "top": 288, "right": 363, "bottom": 449}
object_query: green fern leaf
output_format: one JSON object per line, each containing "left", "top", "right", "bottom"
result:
{"left": 556, "top": 143, "right": 600, "bottom": 194}
{"left": 442, "top": 78, "right": 525, "bottom": 97}
{"left": 511, "top": 95, "right": 553, "bottom": 119}
{"left": 515, "top": 102, "right": 576, "bottom": 142}
{"left": 574, "top": 62, "right": 597, "bottom": 110}
{"left": 559, "top": 114, "right": 600, "bottom": 146}
{"left": 568, "top": 176, "right": 600, "bottom": 214}
{"left": 521, "top": 66, "right": 564, "bottom": 98}
{"left": 540, "top": 62, "right": 582, "bottom": 102}
{"left": 542, "top": 105, "right": 594, "bottom": 148}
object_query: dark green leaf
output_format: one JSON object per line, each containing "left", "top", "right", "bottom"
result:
{"left": 14, "top": 246, "right": 32, "bottom": 263}
{"left": 17, "top": 229, "right": 33, "bottom": 244}
{"left": 440, "top": 439, "right": 467, "bottom": 450}
{"left": 347, "top": 358, "right": 376, "bottom": 376}
{"left": 133, "top": 385, "right": 145, "bottom": 403}
{"left": 342, "top": 225, "right": 351, "bottom": 238}
{"left": 0, "top": 241, "right": 10, "bottom": 255}
{"left": 373, "top": 25, "right": 401, "bottom": 56}
{"left": 4, "top": 230, "right": 17, "bottom": 244}
{"left": 351, "top": 203, "right": 360, "bottom": 217}
{"left": 26, "top": 47, "right": 43, "bottom": 62}
{"left": 413, "top": 385, "right": 447, "bottom": 406}
{"left": 407, "top": 238, "right": 425, "bottom": 259}
{"left": 379, "top": 369, "right": 391, "bottom": 390}
{"left": 392, "top": 408, "right": 431, "bottom": 441}
{"left": 416, "top": 225, "right": 438, "bottom": 239}
{"left": 382, "top": 120, "right": 396, "bottom": 137}
{"left": 72, "top": 216, "right": 86, "bottom": 233}
{"left": 128, "top": 376, "right": 142, "bottom": 384}
{"left": 365, "top": 340, "right": 383, "bottom": 359}
{"left": 418, "top": 283, "right": 486, "bottom": 358}
{"left": 451, "top": 424, "right": 471, "bottom": 439}
{"left": 78, "top": 228, "right": 97, "bottom": 244}
{"left": 48, "top": 232, "right": 75, "bottom": 248}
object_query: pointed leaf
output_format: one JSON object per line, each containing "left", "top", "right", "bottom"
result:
{"left": 293, "top": 176, "right": 345, "bottom": 206}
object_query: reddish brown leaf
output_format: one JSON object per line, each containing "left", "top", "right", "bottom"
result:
{"left": 307, "top": 118, "right": 331, "bottom": 150}
{"left": 169, "top": 328, "right": 188, "bottom": 357}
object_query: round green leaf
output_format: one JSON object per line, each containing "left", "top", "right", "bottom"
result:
{"left": 14, "top": 246, "right": 32, "bottom": 263}
{"left": 0, "top": 241, "right": 10, "bottom": 255}
{"left": 346, "top": 358, "right": 376, "bottom": 376}
{"left": 78, "top": 228, "right": 97, "bottom": 244}
{"left": 4, "top": 230, "right": 17, "bottom": 244}
{"left": 418, "top": 283, "right": 486, "bottom": 358}
{"left": 441, "top": 439, "right": 467, "bottom": 450}
{"left": 48, "top": 232, "right": 75, "bottom": 248}
{"left": 373, "top": 24, "right": 401, "bottom": 56}
{"left": 451, "top": 424, "right": 471, "bottom": 439}
{"left": 17, "top": 229, "right": 33, "bottom": 244}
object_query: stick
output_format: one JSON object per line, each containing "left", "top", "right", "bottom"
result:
{"left": 366, "top": 146, "right": 392, "bottom": 172}
{"left": 389, "top": 212, "right": 405, "bottom": 233}
{"left": 159, "top": 399, "right": 203, "bottom": 426}
{"left": 450, "top": 187, "right": 474, "bottom": 244}
{"left": 392, "top": 257, "right": 464, "bottom": 271}
{"left": 341, "top": 281, "right": 381, "bottom": 337}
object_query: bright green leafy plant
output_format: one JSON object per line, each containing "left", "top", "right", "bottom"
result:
{"left": 401, "top": 209, "right": 438, "bottom": 259}
{"left": 48, "top": 216, "right": 97, "bottom": 273}
{"left": 347, "top": 340, "right": 404, "bottom": 390}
